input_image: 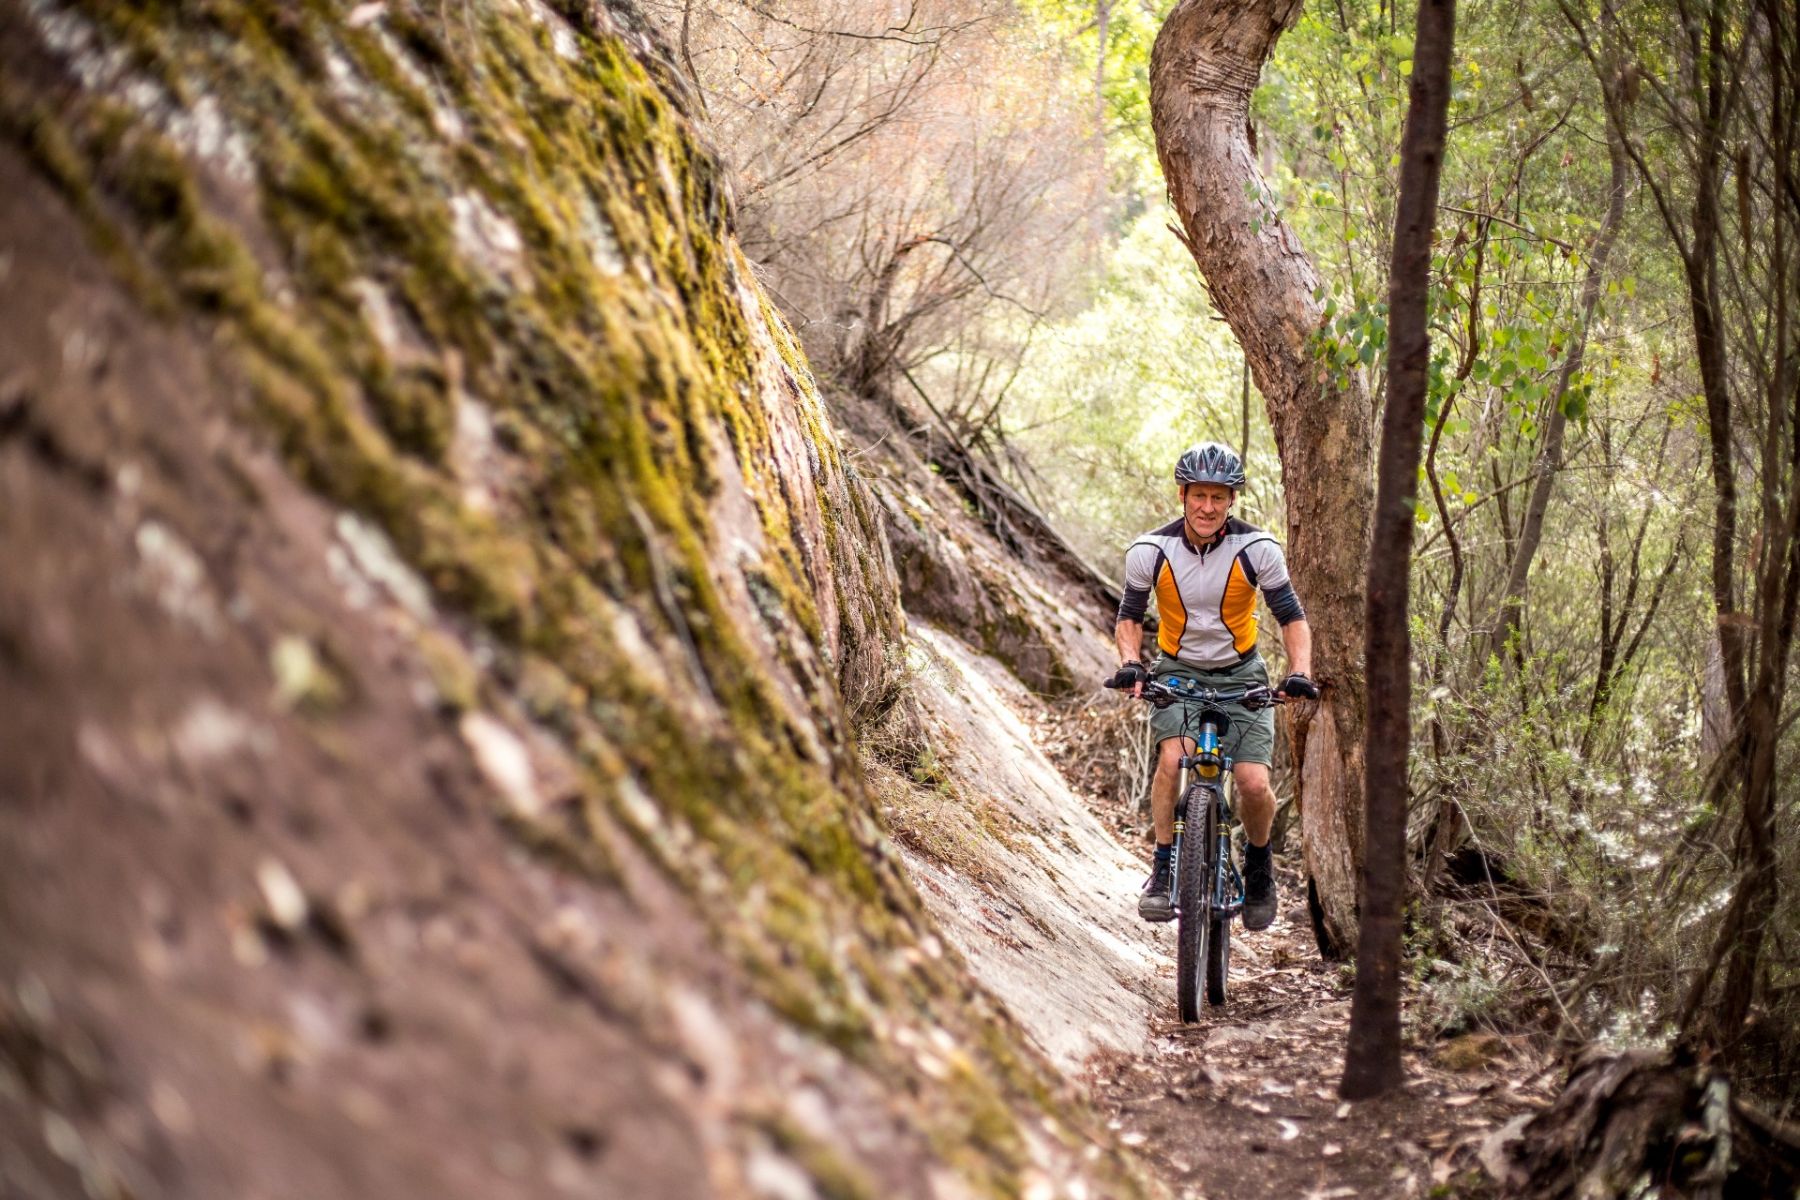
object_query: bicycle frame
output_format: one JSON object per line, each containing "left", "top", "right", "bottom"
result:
{"left": 1171, "top": 706, "right": 1243, "bottom": 922}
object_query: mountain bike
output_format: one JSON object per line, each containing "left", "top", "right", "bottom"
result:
{"left": 1108, "top": 676, "right": 1284, "bottom": 1021}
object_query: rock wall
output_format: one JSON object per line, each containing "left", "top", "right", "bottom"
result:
{"left": 0, "top": 2, "right": 1152, "bottom": 1197}
{"left": 885, "top": 626, "right": 1158, "bottom": 1071}
{"left": 834, "top": 396, "right": 1117, "bottom": 700}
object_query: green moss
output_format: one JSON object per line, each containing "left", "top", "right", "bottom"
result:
{"left": 751, "top": 1113, "right": 882, "bottom": 1200}
{"left": 416, "top": 627, "right": 480, "bottom": 711}
{"left": 370, "top": 360, "right": 456, "bottom": 461}
{"left": 0, "top": 89, "right": 168, "bottom": 309}
{"left": 943, "top": 1056, "right": 1027, "bottom": 1165}
{"left": 11, "top": 2, "right": 1156, "bottom": 1194}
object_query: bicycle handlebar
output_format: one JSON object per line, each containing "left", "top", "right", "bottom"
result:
{"left": 1103, "top": 676, "right": 1286, "bottom": 710}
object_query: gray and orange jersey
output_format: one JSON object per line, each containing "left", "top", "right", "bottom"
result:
{"left": 1116, "top": 516, "right": 1306, "bottom": 670}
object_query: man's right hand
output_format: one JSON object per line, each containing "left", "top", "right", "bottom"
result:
{"left": 1108, "top": 660, "right": 1149, "bottom": 696}
{"left": 1278, "top": 672, "right": 1320, "bottom": 699}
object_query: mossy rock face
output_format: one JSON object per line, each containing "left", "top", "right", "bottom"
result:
{"left": 0, "top": 2, "right": 1149, "bottom": 1196}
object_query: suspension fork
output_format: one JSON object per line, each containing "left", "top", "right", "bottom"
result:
{"left": 1171, "top": 761, "right": 1191, "bottom": 894}
{"left": 1215, "top": 773, "right": 1243, "bottom": 916}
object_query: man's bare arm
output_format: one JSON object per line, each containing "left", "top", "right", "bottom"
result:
{"left": 1281, "top": 618, "right": 1314, "bottom": 681}
{"left": 1114, "top": 619, "right": 1148, "bottom": 696}
{"left": 1115, "top": 618, "right": 1145, "bottom": 666}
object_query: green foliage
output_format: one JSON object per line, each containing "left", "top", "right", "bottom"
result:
{"left": 1007, "top": 0, "right": 1788, "bottom": 1106}
{"left": 1018, "top": 0, "right": 1174, "bottom": 195}
{"left": 1409, "top": 617, "right": 1715, "bottom": 1043}
{"left": 980, "top": 210, "right": 1281, "bottom": 565}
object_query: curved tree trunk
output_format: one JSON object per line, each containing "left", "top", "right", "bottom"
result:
{"left": 1150, "top": 0, "right": 1374, "bottom": 956}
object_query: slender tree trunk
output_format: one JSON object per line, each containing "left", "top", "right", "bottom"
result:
{"left": 1339, "top": 0, "right": 1455, "bottom": 1101}
{"left": 1488, "top": 109, "right": 1631, "bottom": 659}
{"left": 1578, "top": 0, "right": 1749, "bottom": 715}
{"left": 1681, "top": 0, "right": 1752, "bottom": 723}
{"left": 1700, "top": 633, "right": 1731, "bottom": 756}
{"left": 1150, "top": 0, "right": 1375, "bottom": 957}
{"left": 1687, "top": 1, "right": 1798, "bottom": 1046}
{"left": 1416, "top": 222, "right": 1485, "bottom": 894}
{"left": 1689, "top": 206, "right": 1748, "bottom": 718}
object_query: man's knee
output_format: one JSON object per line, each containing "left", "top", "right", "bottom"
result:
{"left": 1153, "top": 740, "right": 1188, "bottom": 783}
{"left": 1235, "top": 764, "right": 1274, "bottom": 804}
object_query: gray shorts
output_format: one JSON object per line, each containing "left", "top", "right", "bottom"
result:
{"left": 1149, "top": 655, "right": 1276, "bottom": 766}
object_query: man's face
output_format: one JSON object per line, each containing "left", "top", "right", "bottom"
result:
{"left": 1182, "top": 482, "right": 1234, "bottom": 540}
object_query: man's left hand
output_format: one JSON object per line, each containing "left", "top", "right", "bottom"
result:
{"left": 1278, "top": 672, "right": 1320, "bottom": 699}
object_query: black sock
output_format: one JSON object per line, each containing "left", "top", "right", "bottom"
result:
{"left": 1153, "top": 843, "right": 1173, "bottom": 869}
{"left": 1245, "top": 840, "right": 1272, "bottom": 865}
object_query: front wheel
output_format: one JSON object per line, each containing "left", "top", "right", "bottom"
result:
{"left": 1175, "top": 784, "right": 1213, "bottom": 1023}
{"left": 1206, "top": 915, "right": 1230, "bottom": 1006}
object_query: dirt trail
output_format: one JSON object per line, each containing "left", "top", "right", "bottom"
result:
{"left": 881, "top": 620, "right": 1558, "bottom": 1199}
{"left": 1083, "top": 867, "right": 1557, "bottom": 1200}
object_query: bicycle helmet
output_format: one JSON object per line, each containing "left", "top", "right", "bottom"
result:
{"left": 1173, "top": 441, "right": 1247, "bottom": 490}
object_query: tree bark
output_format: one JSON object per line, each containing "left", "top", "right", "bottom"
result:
{"left": 1150, "top": 0, "right": 1375, "bottom": 957}
{"left": 1339, "top": 0, "right": 1455, "bottom": 1101}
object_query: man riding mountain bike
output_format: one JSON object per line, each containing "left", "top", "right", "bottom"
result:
{"left": 1111, "top": 442, "right": 1319, "bottom": 931}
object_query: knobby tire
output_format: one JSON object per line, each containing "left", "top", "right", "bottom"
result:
{"left": 1206, "top": 784, "right": 1229, "bottom": 1006}
{"left": 1175, "top": 784, "right": 1212, "bottom": 1023}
